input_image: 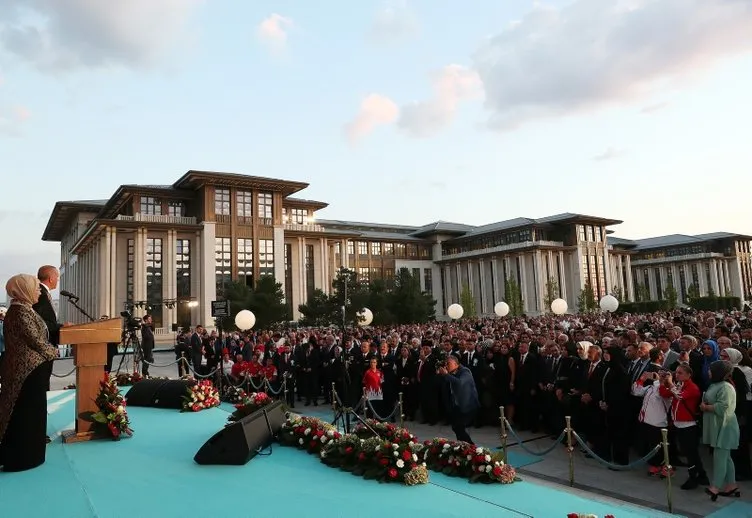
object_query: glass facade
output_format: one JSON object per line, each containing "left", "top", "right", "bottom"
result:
{"left": 215, "top": 188, "right": 230, "bottom": 216}
{"left": 305, "top": 244, "right": 315, "bottom": 299}
{"left": 146, "top": 238, "right": 163, "bottom": 327}
{"left": 237, "top": 239, "right": 253, "bottom": 287}
{"left": 141, "top": 196, "right": 161, "bottom": 215}
{"left": 215, "top": 237, "right": 232, "bottom": 295}
{"left": 237, "top": 191, "right": 253, "bottom": 218}
{"left": 176, "top": 239, "right": 191, "bottom": 328}
{"left": 257, "top": 192, "right": 273, "bottom": 221}
{"left": 127, "top": 239, "right": 134, "bottom": 303}
{"left": 259, "top": 239, "right": 274, "bottom": 277}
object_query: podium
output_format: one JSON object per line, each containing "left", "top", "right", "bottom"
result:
{"left": 59, "top": 318, "right": 122, "bottom": 444}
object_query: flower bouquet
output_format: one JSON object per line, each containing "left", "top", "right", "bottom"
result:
{"left": 422, "top": 439, "right": 519, "bottom": 484}
{"left": 362, "top": 437, "right": 427, "bottom": 484}
{"left": 87, "top": 374, "right": 133, "bottom": 440}
{"left": 181, "top": 380, "right": 219, "bottom": 412}
{"left": 222, "top": 385, "right": 247, "bottom": 404}
{"left": 115, "top": 372, "right": 144, "bottom": 387}
{"left": 353, "top": 419, "right": 417, "bottom": 446}
{"left": 279, "top": 416, "right": 342, "bottom": 454}
{"left": 227, "top": 391, "right": 274, "bottom": 422}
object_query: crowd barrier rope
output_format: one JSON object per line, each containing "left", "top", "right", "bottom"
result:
{"left": 498, "top": 406, "right": 674, "bottom": 514}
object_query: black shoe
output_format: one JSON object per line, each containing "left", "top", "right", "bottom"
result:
{"left": 680, "top": 477, "right": 699, "bottom": 490}
{"left": 719, "top": 488, "right": 741, "bottom": 498}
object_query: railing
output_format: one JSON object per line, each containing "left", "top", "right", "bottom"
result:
{"left": 116, "top": 214, "right": 197, "bottom": 225}
{"left": 283, "top": 223, "right": 325, "bottom": 233}
{"left": 441, "top": 240, "right": 565, "bottom": 261}
{"left": 631, "top": 252, "right": 725, "bottom": 266}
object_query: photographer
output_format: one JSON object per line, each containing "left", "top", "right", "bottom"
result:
{"left": 140, "top": 314, "right": 155, "bottom": 376}
{"left": 437, "top": 355, "right": 479, "bottom": 444}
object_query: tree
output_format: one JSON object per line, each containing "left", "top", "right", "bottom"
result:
{"left": 577, "top": 280, "right": 598, "bottom": 312}
{"left": 635, "top": 283, "right": 651, "bottom": 302}
{"left": 459, "top": 283, "right": 477, "bottom": 318}
{"left": 611, "top": 287, "right": 624, "bottom": 302}
{"left": 330, "top": 267, "right": 370, "bottom": 326}
{"left": 663, "top": 284, "right": 678, "bottom": 309}
{"left": 504, "top": 277, "right": 524, "bottom": 316}
{"left": 686, "top": 282, "right": 701, "bottom": 307}
{"left": 543, "top": 277, "right": 560, "bottom": 312}
{"left": 298, "top": 289, "right": 337, "bottom": 327}
{"left": 388, "top": 268, "right": 436, "bottom": 324}
{"left": 219, "top": 276, "right": 289, "bottom": 330}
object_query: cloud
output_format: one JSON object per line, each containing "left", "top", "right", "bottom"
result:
{"left": 0, "top": 105, "right": 30, "bottom": 137}
{"left": 369, "top": 3, "right": 418, "bottom": 43}
{"left": 343, "top": 94, "right": 399, "bottom": 143}
{"left": 257, "top": 13, "right": 293, "bottom": 52}
{"left": 474, "top": 0, "right": 752, "bottom": 131}
{"left": 640, "top": 101, "right": 669, "bottom": 114}
{"left": 0, "top": 0, "right": 202, "bottom": 72}
{"left": 397, "top": 64, "right": 481, "bottom": 137}
{"left": 593, "top": 147, "right": 626, "bottom": 162}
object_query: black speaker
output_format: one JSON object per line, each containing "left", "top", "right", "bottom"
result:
{"left": 194, "top": 400, "right": 287, "bottom": 465}
{"left": 125, "top": 379, "right": 195, "bottom": 409}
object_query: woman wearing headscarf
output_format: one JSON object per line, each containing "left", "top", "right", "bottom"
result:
{"left": 0, "top": 274, "right": 58, "bottom": 472}
{"left": 700, "top": 360, "right": 741, "bottom": 500}
{"left": 721, "top": 347, "right": 751, "bottom": 480}
{"left": 700, "top": 340, "right": 720, "bottom": 391}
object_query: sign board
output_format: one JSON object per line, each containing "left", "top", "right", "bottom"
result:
{"left": 211, "top": 300, "right": 231, "bottom": 318}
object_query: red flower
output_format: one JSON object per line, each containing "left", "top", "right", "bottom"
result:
{"left": 401, "top": 450, "right": 412, "bottom": 461}
{"left": 492, "top": 466, "right": 502, "bottom": 477}
{"left": 388, "top": 468, "right": 398, "bottom": 478}
{"left": 345, "top": 446, "right": 353, "bottom": 454}
{"left": 309, "top": 441, "right": 317, "bottom": 449}
{"left": 567, "top": 515, "right": 579, "bottom": 518}
{"left": 358, "top": 452, "right": 366, "bottom": 462}
{"left": 379, "top": 458, "right": 389, "bottom": 466}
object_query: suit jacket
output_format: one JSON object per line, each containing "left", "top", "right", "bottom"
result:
{"left": 32, "top": 286, "right": 60, "bottom": 346}
{"left": 443, "top": 365, "right": 480, "bottom": 414}
{"left": 141, "top": 325, "right": 155, "bottom": 352}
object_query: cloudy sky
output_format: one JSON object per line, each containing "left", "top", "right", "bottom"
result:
{"left": 1, "top": 0, "right": 752, "bottom": 296}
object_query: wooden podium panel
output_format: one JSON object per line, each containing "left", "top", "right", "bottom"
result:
{"left": 59, "top": 318, "right": 122, "bottom": 443}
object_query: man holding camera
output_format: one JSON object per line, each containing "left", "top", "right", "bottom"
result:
{"left": 437, "top": 355, "right": 479, "bottom": 444}
{"left": 140, "top": 314, "right": 155, "bottom": 376}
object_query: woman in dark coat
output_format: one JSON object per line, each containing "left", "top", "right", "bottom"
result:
{"left": 0, "top": 274, "right": 58, "bottom": 472}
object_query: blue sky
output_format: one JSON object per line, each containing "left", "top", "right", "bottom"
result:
{"left": 1, "top": 0, "right": 752, "bottom": 296}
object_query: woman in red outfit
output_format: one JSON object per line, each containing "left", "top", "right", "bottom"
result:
{"left": 363, "top": 357, "right": 384, "bottom": 416}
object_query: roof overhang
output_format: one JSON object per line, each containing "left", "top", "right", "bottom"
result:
{"left": 283, "top": 197, "right": 329, "bottom": 211}
{"left": 174, "top": 170, "right": 308, "bottom": 196}
{"left": 42, "top": 200, "right": 107, "bottom": 242}
{"left": 70, "top": 219, "right": 202, "bottom": 254}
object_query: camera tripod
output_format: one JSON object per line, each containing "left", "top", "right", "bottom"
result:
{"left": 115, "top": 328, "right": 143, "bottom": 375}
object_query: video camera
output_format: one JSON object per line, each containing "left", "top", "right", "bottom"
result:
{"left": 120, "top": 310, "right": 143, "bottom": 331}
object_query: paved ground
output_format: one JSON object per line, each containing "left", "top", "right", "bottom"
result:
{"left": 51, "top": 351, "right": 751, "bottom": 517}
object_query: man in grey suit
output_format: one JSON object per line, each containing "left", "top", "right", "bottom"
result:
{"left": 657, "top": 335, "right": 679, "bottom": 369}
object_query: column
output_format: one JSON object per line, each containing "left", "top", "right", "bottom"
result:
{"left": 519, "top": 254, "right": 529, "bottom": 312}
{"left": 298, "top": 237, "right": 307, "bottom": 303}
{"left": 558, "top": 251, "right": 568, "bottom": 301}
{"left": 109, "top": 228, "right": 118, "bottom": 315}
{"left": 659, "top": 266, "right": 668, "bottom": 299}
{"left": 319, "top": 238, "right": 328, "bottom": 294}
{"left": 602, "top": 245, "right": 612, "bottom": 295}
{"left": 534, "top": 251, "right": 544, "bottom": 313}
{"left": 99, "top": 234, "right": 110, "bottom": 318}
{"left": 455, "top": 263, "right": 461, "bottom": 300}
{"left": 340, "top": 240, "right": 347, "bottom": 267}
{"left": 697, "top": 261, "right": 707, "bottom": 296}
{"left": 479, "top": 259, "right": 487, "bottom": 314}
{"left": 625, "top": 255, "right": 635, "bottom": 302}
{"left": 199, "top": 222, "right": 216, "bottom": 327}
{"left": 164, "top": 230, "right": 178, "bottom": 328}
{"left": 467, "top": 261, "right": 474, "bottom": 295}
{"left": 133, "top": 228, "right": 146, "bottom": 316}
{"left": 491, "top": 258, "right": 500, "bottom": 302}
{"left": 273, "top": 226, "right": 285, "bottom": 290}
{"left": 444, "top": 265, "right": 452, "bottom": 304}
{"left": 431, "top": 242, "right": 444, "bottom": 317}
{"left": 722, "top": 261, "right": 731, "bottom": 295}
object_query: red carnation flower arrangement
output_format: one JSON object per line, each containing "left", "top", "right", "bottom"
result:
{"left": 90, "top": 373, "right": 133, "bottom": 440}
{"left": 181, "top": 380, "right": 220, "bottom": 412}
{"left": 228, "top": 391, "right": 274, "bottom": 422}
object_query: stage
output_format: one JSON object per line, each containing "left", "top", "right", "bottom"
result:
{"left": 0, "top": 390, "right": 690, "bottom": 518}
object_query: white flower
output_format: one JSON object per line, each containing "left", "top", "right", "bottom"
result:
{"left": 396, "top": 459, "right": 405, "bottom": 468}
{"left": 466, "top": 455, "right": 472, "bottom": 461}
{"left": 485, "top": 465, "right": 492, "bottom": 473}
{"left": 392, "top": 443, "right": 399, "bottom": 450}
{"left": 116, "top": 406, "right": 125, "bottom": 414}
{"left": 475, "top": 447, "right": 483, "bottom": 454}
{"left": 393, "top": 451, "right": 399, "bottom": 457}
{"left": 412, "top": 454, "right": 418, "bottom": 462}
{"left": 320, "top": 451, "right": 327, "bottom": 458}
{"left": 442, "top": 444, "right": 450, "bottom": 450}
{"left": 327, "top": 430, "right": 335, "bottom": 437}
{"left": 321, "top": 437, "right": 327, "bottom": 443}
{"left": 484, "top": 454, "right": 491, "bottom": 462}
{"left": 453, "top": 446, "right": 460, "bottom": 451}
{"left": 375, "top": 445, "right": 381, "bottom": 451}
{"left": 422, "top": 462, "right": 427, "bottom": 467}
{"left": 298, "top": 438, "right": 304, "bottom": 445}
{"left": 304, "top": 428, "right": 311, "bottom": 436}
{"left": 478, "top": 465, "right": 485, "bottom": 473}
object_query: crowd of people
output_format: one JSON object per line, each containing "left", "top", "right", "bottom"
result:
{"left": 180, "top": 307, "right": 751, "bottom": 500}
{"left": 0, "top": 264, "right": 748, "bottom": 503}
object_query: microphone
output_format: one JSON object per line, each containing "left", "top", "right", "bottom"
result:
{"left": 60, "top": 290, "right": 79, "bottom": 301}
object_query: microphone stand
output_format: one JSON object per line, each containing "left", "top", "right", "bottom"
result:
{"left": 64, "top": 296, "right": 96, "bottom": 323}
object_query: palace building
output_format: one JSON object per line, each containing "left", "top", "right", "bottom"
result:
{"left": 42, "top": 170, "right": 752, "bottom": 335}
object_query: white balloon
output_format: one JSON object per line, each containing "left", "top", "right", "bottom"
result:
{"left": 494, "top": 301, "right": 510, "bottom": 317}
{"left": 551, "top": 298, "right": 568, "bottom": 315}
{"left": 357, "top": 307, "right": 373, "bottom": 326}
{"left": 235, "top": 309, "right": 256, "bottom": 330}
{"left": 600, "top": 294, "right": 619, "bottom": 312}
{"left": 447, "top": 303, "right": 464, "bottom": 320}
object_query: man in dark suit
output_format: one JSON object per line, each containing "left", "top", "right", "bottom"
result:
{"left": 140, "top": 314, "right": 155, "bottom": 376}
{"left": 32, "top": 266, "right": 63, "bottom": 394}
{"left": 438, "top": 355, "right": 479, "bottom": 444}
{"left": 190, "top": 325, "right": 205, "bottom": 373}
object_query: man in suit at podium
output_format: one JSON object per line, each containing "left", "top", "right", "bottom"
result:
{"left": 32, "top": 266, "right": 63, "bottom": 393}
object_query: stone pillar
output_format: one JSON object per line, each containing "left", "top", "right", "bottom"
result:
{"left": 164, "top": 230, "right": 178, "bottom": 329}
{"left": 534, "top": 251, "right": 544, "bottom": 313}
{"left": 319, "top": 238, "right": 328, "bottom": 294}
{"left": 479, "top": 259, "right": 487, "bottom": 315}
{"left": 625, "top": 255, "right": 635, "bottom": 302}
{"left": 274, "top": 226, "right": 285, "bottom": 290}
{"left": 299, "top": 237, "right": 307, "bottom": 303}
{"left": 491, "top": 258, "right": 500, "bottom": 302}
{"left": 99, "top": 233, "right": 110, "bottom": 318}
{"left": 199, "top": 222, "right": 217, "bottom": 327}
{"left": 431, "top": 243, "right": 444, "bottom": 317}
{"left": 519, "top": 254, "right": 529, "bottom": 313}
{"left": 558, "top": 251, "right": 567, "bottom": 302}
{"left": 109, "top": 228, "right": 118, "bottom": 314}
{"left": 722, "top": 261, "right": 731, "bottom": 295}
{"left": 133, "top": 228, "right": 147, "bottom": 317}
{"left": 602, "top": 245, "right": 612, "bottom": 295}
{"left": 443, "top": 265, "right": 452, "bottom": 306}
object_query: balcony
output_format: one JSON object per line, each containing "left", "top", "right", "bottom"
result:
{"left": 440, "top": 240, "right": 565, "bottom": 261}
{"left": 283, "top": 223, "right": 325, "bottom": 233}
{"left": 116, "top": 214, "right": 198, "bottom": 225}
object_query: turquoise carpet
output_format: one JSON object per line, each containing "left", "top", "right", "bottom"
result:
{"left": 706, "top": 502, "right": 752, "bottom": 518}
{"left": 0, "top": 391, "right": 681, "bottom": 518}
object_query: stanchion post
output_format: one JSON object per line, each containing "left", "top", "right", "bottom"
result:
{"left": 362, "top": 390, "right": 368, "bottom": 420}
{"left": 398, "top": 392, "right": 404, "bottom": 428}
{"left": 565, "top": 416, "right": 575, "bottom": 487}
{"left": 661, "top": 428, "right": 673, "bottom": 514}
{"left": 499, "top": 406, "right": 508, "bottom": 464}
{"left": 283, "top": 379, "right": 288, "bottom": 406}
{"left": 331, "top": 382, "right": 337, "bottom": 422}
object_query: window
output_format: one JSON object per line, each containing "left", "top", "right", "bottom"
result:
{"left": 691, "top": 263, "right": 700, "bottom": 287}
{"left": 407, "top": 244, "right": 417, "bottom": 258}
{"left": 678, "top": 265, "right": 687, "bottom": 299}
{"left": 257, "top": 192, "right": 273, "bottom": 220}
{"left": 289, "top": 208, "right": 307, "bottom": 224}
{"left": 654, "top": 268, "right": 662, "bottom": 300}
{"left": 358, "top": 267, "right": 370, "bottom": 283}
{"left": 176, "top": 239, "right": 191, "bottom": 328}
{"left": 146, "top": 238, "right": 163, "bottom": 327}
{"left": 395, "top": 243, "right": 406, "bottom": 258}
{"left": 215, "top": 238, "right": 232, "bottom": 294}
{"left": 168, "top": 202, "right": 185, "bottom": 217}
{"left": 305, "top": 244, "right": 315, "bottom": 298}
{"left": 358, "top": 241, "right": 368, "bottom": 255}
{"left": 578, "top": 225, "right": 586, "bottom": 242}
{"left": 141, "top": 196, "right": 161, "bottom": 216}
{"left": 215, "top": 188, "right": 230, "bottom": 216}
{"left": 370, "top": 267, "right": 382, "bottom": 281}
{"left": 237, "top": 191, "right": 253, "bottom": 217}
{"left": 237, "top": 239, "right": 253, "bottom": 287}
{"left": 259, "top": 239, "right": 274, "bottom": 277}
{"left": 384, "top": 268, "right": 395, "bottom": 283}
{"left": 347, "top": 241, "right": 354, "bottom": 255}
{"left": 412, "top": 268, "right": 420, "bottom": 281}
{"left": 371, "top": 242, "right": 381, "bottom": 255}
{"left": 383, "top": 243, "right": 394, "bottom": 256}
{"left": 424, "top": 268, "right": 433, "bottom": 293}
{"left": 420, "top": 246, "right": 430, "bottom": 259}
{"left": 586, "top": 226, "right": 594, "bottom": 242}
{"left": 127, "top": 239, "right": 135, "bottom": 303}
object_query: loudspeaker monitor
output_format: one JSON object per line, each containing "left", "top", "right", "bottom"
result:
{"left": 194, "top": 400, "right": 287, "bottom": 465}
{"left": 125, "top": 379, "right": 195, "bottom": 409}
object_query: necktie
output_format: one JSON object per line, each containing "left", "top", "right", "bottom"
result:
{"left": 418, "top": 361, "right": 424, "bottom": 381}
{"left": 588, "top": 363, "right": 596, "bottom": 378}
